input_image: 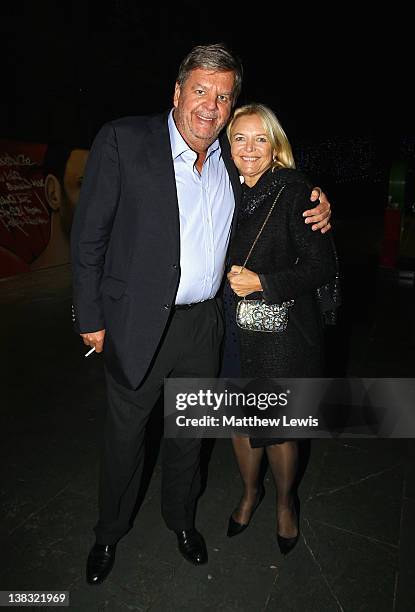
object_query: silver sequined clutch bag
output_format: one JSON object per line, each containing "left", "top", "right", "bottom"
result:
{"left": 236, "top": 298, "right": 294, "bottom": 332}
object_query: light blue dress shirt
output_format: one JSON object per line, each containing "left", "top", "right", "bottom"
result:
{"left": 168, "top": 110, "right": 235, "bottom": 305}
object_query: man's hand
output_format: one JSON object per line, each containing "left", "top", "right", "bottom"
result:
{"left": 303, "top": 188, "right": 332, "bottom": 233}
{"left": 227, "top": 266, "right": 263, "bottom": 297}
{"left": 81, "top": 329, "right": 106, "bottom": 353}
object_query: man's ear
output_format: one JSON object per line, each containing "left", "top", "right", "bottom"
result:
{"left": 44, "top": 174, "right": 62, "bottom": 211}
{"left": 173, "top": 82, "right": 181, "bottom": 108}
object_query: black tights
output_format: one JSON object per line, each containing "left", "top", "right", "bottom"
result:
{"left": 231, "top": 436, "right": 299, "bottom": 537}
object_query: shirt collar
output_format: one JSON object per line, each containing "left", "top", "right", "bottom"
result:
{"left": 168, "top": 109, "right": 221, "bottom": 161}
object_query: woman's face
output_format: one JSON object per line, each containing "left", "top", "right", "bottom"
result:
{"left": 230, "top": 114, "right": 274, "bottom": 186}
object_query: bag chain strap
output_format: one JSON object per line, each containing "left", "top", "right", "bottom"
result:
{"left": 240, "top": 184, "right": 285, "bottom": 272}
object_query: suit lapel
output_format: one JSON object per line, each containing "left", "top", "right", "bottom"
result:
{"left": 146, "top": 113, "right": 180, "bottom": 251}
{"left": 220, "top": 133, "right": 241, "bottom": 242}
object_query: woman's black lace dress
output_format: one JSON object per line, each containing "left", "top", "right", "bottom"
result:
{"left": 221, "top": 167, "right": 336, "bottom": 446}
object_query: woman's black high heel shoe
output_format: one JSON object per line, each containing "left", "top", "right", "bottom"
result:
{"left": 227, "top": 485, "right": 265, "bottom": 537}
{"left": 277, "top": 495, "right": 300, "bottom": 556}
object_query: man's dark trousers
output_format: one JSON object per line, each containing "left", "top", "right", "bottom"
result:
{"left": 94, "top": 299, "right": 224, "bottom": 545}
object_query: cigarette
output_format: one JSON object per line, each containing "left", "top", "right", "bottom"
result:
{"left": 84, "top": 347, "right": 96, "bottom": 357}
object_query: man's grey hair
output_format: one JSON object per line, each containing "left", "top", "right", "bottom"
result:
{"left": 176, "top": 43, "right": 243, "bottom": 105}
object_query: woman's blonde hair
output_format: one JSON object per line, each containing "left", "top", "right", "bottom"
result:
{"left": 226, "top": 103, "right": 296, "bottom": 170}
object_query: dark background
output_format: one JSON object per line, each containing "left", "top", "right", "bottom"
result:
{"left": 2, "top": 2, "right": 413, "bottom": 146}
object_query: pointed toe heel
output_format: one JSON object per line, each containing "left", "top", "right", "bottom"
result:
{"left": 277, "top": 495, "right": 300, "bottom": 556}
{"left": 227, "top": 485, "right": 265, "bottom": 538}
{"left": 227, "top": 515, "right": 248, "bottom": 537}
{"left": 277, "top": 532, "right": 299, "bottom": 556}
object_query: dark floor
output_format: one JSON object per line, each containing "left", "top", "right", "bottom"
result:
{"left": 1, "top": 232, "right": 415, "bottom": 610}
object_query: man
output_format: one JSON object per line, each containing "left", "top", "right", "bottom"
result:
{"left": 71, "top": 44, "right": 331, "bottom": 585}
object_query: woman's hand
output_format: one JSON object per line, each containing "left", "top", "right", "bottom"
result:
{"left": 227, "top": 265, "right": 263, "bottom": 297}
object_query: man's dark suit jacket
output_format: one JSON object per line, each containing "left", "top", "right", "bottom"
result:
{"left": 71, "top": 112, "right": 242, "bottom": 389}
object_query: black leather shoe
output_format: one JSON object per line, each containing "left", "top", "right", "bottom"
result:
{"left": 227, "top": 484, "right": 265, "bottom": 538}
{"left": 175, "top": 529, "right": 208, "bottom": 565}
{"left": 86, "top": 543, "right": 116, "bottom": 585}
{"left": 277, "top": 496, "right": 300, "bottom": 556}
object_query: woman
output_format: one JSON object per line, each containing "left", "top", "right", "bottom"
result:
{"left": 223, "top": 104, "right": 336, "bottom": 555}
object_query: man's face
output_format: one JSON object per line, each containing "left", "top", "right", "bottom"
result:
{"left": 173, "top": 68, "right": 235, "bottom": 152}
